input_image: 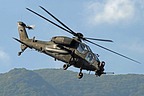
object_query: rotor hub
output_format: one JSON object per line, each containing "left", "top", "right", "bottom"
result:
{"left": 76, "top": 33, "right": 84, "bottom": 39}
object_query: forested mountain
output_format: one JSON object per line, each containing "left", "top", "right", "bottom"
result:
{"left": 0, "top": 68, "right": 144, "bottom": 96}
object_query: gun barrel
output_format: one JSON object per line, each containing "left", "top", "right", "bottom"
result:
{"left": 103, "top": 72, "right": 114, "bottom": 74}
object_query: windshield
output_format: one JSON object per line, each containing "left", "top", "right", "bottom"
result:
{"left": 85, "top": 52, "right": 94, "bottom": 63}
{"left": 95, "top": 54, "right": 100, "bottom": 62}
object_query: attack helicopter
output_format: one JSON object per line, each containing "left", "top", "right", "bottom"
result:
{"left": 13, "top": 6, "right": 140, "bottom": 79}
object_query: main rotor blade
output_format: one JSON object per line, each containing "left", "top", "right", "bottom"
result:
{"left": 85, "top": 39, "right": 141, "bottom": 64}
{"left": 39, "top": 6, "right": 77, "bottom": 36}
{"left": 85, "top": 37, "right": 113, "bottom": 42}
{"left": 26, "top": 8, "right": 72, "bottom": 34}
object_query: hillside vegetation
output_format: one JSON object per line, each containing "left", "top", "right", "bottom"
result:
{"left": 0, "top": 68, "right": 143, "bottom": 96}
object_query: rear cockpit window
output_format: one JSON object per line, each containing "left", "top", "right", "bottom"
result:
{"left": 77, "top": 43, "right": 91, "bottom": 53}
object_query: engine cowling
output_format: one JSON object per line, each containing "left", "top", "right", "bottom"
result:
{"left": 51, "top": 36, "right": 73, "bottom": 45}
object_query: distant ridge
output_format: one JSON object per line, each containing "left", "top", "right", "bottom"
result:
{"left": 0, "top": 68, "right": 143, "bottom": 96}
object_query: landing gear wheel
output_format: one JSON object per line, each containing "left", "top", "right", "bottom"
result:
{"left": 77, "top": 72, "right": 83, "bottom": 79}
{"left": 63, "top": 64, "right": 69, "bottom": 70}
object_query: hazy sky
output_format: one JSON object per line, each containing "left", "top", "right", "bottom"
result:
{"left": 0, "top": 0, "right": 144, "bottom": 75}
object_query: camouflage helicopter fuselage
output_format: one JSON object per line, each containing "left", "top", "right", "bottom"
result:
{"left": 14, "top": 21, "right": 105, "bottom": 79}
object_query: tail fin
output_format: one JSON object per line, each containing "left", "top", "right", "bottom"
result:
{"left": 17, "top": 21, "right": 29, "bottom": 56}
{"left": 17, "top": 21, "right": 29, "bottom": 41}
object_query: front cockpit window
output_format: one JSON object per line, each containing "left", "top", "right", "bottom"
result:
{"left": 85, "top": 52, "right": 94, "bottom": 63}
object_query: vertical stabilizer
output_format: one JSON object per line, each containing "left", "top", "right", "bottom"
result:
{"left": 17, "top": 21, "right": 29, "bottom": 41}
{"left": 17, "top": 21, "right": 29, "bottom": 56}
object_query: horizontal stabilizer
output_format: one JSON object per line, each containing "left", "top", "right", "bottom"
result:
{"left": 13, "top": 37, "right": 32, "bottom": 49}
